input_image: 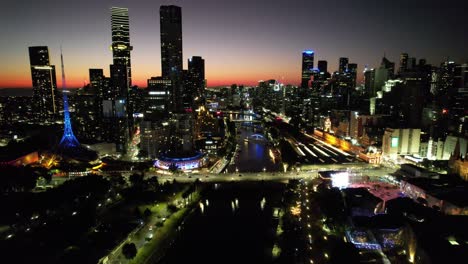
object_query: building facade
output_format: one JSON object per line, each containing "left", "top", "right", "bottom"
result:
{"left": 29, "top": 46, "right": 59, "bottom": 121}
{"left": 382, "top": 128, "right": 421, "bottom": 159}
{"left": 301, "top": 50, "right": 314, "bottom": 88}
{"left": 160, "top": 5, "right": 183, "bottom": 112}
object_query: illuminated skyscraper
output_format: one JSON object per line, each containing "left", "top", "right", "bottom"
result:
{"left": 160, "top": 5, "right": 183, "bottom": 111}
{"left": 29, "top": 46, "right": 58, "bottom": 120}
{"left": 111, "top": 7, "right": 132, "bottom": 88}
{"left": 301, "top": 50, "right": 314, "bottom": 88}
{"left": 110, "top": 7, "right": 133, "bottom": 154}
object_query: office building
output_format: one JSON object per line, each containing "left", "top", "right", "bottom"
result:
{"left": 399, "top": 53, "right": 408, "bottom": 74}
{"left": 382, "top": 128, "right": 421, "bottom": 159}
{"left": 339, "top": 57, "right": 349, "bottom": 73}
{"left": 301, "top": 50, "right": 314, "bottom": 88}
{"left": 347, "top": 63, "right": 358, "bottom": 88}
{"left": 146, "top": 77, "right": 172, "bottom": 117}
{"left": 317, "top": 60, "right": 328, "bottom": 74}
{"left": 188, "top": 56, "right": 205, "bottom": 99}
{"left": 373, "top": 56, "right": 395, "bottom": 93}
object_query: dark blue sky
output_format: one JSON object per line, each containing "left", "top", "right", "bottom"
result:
{"left": 2, "top": 0, "right": 467, "bottom": 87}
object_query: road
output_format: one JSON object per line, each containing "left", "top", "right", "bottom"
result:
{"left": 100, "top": 197, "right": 178, "bottom": 264}
{"left": 148, "top": 165, "right": 396, "bottom": 183}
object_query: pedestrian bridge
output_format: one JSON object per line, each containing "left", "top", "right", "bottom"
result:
{"left": 245, "top": 134, "right": 268, "bottom": 142}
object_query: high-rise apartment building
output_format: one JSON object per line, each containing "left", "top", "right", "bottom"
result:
{"left": 29, "top": 46, "right": 59, "bottom": 120}
{"left": 111, "top": 7, "right": 132, "bottom": 88}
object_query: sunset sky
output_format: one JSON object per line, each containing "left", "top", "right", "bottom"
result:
{"left": 2, "top": 0, "right": 467, "bottom": 88}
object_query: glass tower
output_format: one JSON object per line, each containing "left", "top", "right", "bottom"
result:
{"left": 301, "top": 50, "right": 314, "bottom": 88}
{"left": 160, "top": 5, "right": 183, "bottom": 111}
{"left": 111, "top": 7, "right": 132, "bottom": 88}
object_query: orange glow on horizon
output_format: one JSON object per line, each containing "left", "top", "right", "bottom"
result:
{"left": 0, "top": 65, "right": 364, "bottom": 89}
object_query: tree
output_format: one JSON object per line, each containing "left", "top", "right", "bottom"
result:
{"left": 145, "top": 176, "right": 159, "bottom": 190}
{"left": 129, "top": 173, "right": 144, "bottom": 187}
{"left": 144, "top": 208, "right": 152, "bottom": 219}
{"left": 329, "top": 241, "right": 360, "bottom": 264}
{"left": 122, "top": 243, "right": 137, "bottom": 259}
{"left": 167, "top": 204, "right": 178, "bottom": 213}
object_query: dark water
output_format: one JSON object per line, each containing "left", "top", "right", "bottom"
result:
{"left": 159, "top": 182, "right": 285, "bottom": 264}
{"left": 228, "top": 125, "right": 281, "bottom": 173}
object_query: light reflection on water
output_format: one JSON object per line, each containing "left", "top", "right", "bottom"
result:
{"left": 229, "top": 124, "right": 280, "bottom": 173}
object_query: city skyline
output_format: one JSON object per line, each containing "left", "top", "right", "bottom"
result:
{"left": 2, "top": 0, "right": 468, "bottom": 89}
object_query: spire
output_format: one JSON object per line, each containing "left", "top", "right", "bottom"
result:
{"left": 59, "top": 48, "right": 80, "bottom": 149}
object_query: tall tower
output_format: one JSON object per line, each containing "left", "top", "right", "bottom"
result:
{"left": 301, "top": 50, "right": 314, "bottom": 88}
{"left": 188, "top": 56, "right": 205, "bottom": 99}
{"left": 111, "top": 7, "right": 132, "bottom": 89}
{"left": 160, "top": 5, "right": 183, "bottom": 111}
{"left": 110, "top": 7, "right": 132, "bottom": 154}
{"left": 399, "top": 53, "right": 409, "bottom": 74}
{"left": 29, "top": 46, "right": 59, "bottom": 120}
{"left": 339, "top": 57, "right": 349, "bottom": 73}
{"left": 58, "top": 49, "right": 80, "bottom": 149}
{"left": 317, "top": 60, "right": 328, "bottom": 74}
{"left": 347, "top": 63, "right": 358, "bottom": 88}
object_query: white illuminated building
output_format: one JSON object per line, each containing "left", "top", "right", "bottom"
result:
{"left": 331, "top": 171, "right": 350, "bottom": 189}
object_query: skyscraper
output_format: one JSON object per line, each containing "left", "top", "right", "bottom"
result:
{"left": 29, "top": 46, "right": 58, "bottom": 120}
{"left": 339, "top": 57, "right": 349, "bottom": 73}
{"left": 301, "top": 50, "right": 314, "bottom": 88}
{"left": 399, "top": 53, "right": 409, "bottom": 74}
{"left": 160, "top": 5, "right": 183, "bottom": 78}
{"left": 364, "top": 68, "right": 376, "bottom": 97}
{"left": 110, "top": 7, "right": 132, "bottom": 154}
{"left": 160, "top": 5, "right": 183, "bottom": 111}
{"left": 188, "top": 56, "right": 205, "bottom": 99}
{"left": 347, "top": 63, "right": 358, "bottom": 88}
{"left": 317, "top": 60, "right": 328, "bottom": 74}
{"left": 111, "top": 7, "right": 132, "bottom": 88}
